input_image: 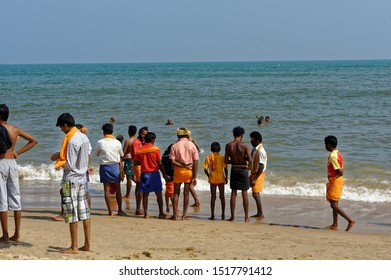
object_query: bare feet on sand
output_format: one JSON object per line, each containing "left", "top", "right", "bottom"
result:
{"left": 51, "top": 215, "right": 64, "bottom": 222}
{"left": 135, "top": 209, "right": 144, "bottom": 216}
{"left": 251, "top": 214, "right": 265, "bottom": 219}
{"left": 325, "top": 225, "right": 338, "bottom": 230}
{"left": 190, "top": 203, "right": 200, "bottom": 207}
{"left": 10, "top": 235, "right": 20, "bottom": 242}
{"left": 117, "top": 211, "right": 127, "bottom": 216}
{"left": 60, "top": 248, "right": 78, "bottom": 254}
{"left": 78, "top": 245, "right": 90, "bottom": 252}
{"left": 346, "top": 220, "right": 356, "bottom": 232}
{"left": 0, "top": 236, "right": 10, "bottom": 243}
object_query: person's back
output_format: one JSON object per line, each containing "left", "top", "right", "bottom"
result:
{"left": 64, "top": 130, "right": 90, "bottom": 184}
{"left": 225, "top": 141, "right": 250, "bottom": 166}
{"left": 205, "top": 152, "right": 226, "bottom": 184}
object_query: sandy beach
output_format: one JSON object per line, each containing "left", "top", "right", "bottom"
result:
{"left": 1, "top": 189, "right": 391, "bottom": 260}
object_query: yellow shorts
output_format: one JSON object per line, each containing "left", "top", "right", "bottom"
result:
{"left": 251, "top": 172, "right": 265, "bottom": 193}
{"left": 173, "top": 166, "right": 192, "bottom": 184}
{"left": 132, "top": 165, "right": 141, "bottom": 183}
{"left": 326, "top": 176, "right": 344, "bottom": 201}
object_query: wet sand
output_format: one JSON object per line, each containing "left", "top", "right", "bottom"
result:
{"left": 1, "top": 182, "right": 390, "bottom": 260}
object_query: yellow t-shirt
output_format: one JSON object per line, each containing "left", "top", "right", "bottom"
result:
{"left": 203, "top": 152, "right": 227, "bottom": 184}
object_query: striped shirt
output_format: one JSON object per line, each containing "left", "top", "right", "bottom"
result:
{"left": 62, "top": 131, "right": 90, "bottom": 185}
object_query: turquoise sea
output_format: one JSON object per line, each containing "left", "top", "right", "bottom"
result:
{"left": 1, "top": 60, "right": 391, "bottom": 205}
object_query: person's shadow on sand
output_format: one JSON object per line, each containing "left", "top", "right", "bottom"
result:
{"left": 0, "top": 241, "right": 33, "bottom": 249}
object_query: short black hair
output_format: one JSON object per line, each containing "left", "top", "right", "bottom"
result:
{"left": 56, "top": 113, "right": 75, "bottom": 127}
{"left": 249, "top": 131, "right": 262, "bottom": 142}
{"left": 210, "top": 142, "right": 221, "bottom": 153}
{"left": 324, "top": 135, "right": 338, "bottom": 148}
{"left": 128, "top": 125, "right": 137, "bottom": 136}
{"left": 102, "top": 123, "right": 113, "bottom": 135}
{"left": 116, "top": 135, "right": 124, "bottom": 143}
{"left": 144, "top": 132, "right": 156, "bottom": 143}
{"left": 0, "top": 104, "right": 9, "bottom": 122}
{"left": 233, "top": 126, "right": 245, "bottom": 137}
{"left": 139, "top": 126, "right": 148, "bottom": 134}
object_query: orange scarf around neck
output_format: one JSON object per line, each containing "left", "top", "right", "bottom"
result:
{"left": 54, "top": 126, "right": 79, "bottom": 170}
{"left": 104, "top": 134, "right": 116, "bottom": 139}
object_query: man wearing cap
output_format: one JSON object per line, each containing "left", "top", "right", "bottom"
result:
{"left": 169, "top": 127, "right": 199, "bottom": 220}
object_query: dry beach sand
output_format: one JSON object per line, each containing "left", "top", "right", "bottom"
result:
{"left": 1, "top": 191, "right": 390, "bottom": 260}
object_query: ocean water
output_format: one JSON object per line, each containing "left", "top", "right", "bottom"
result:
{"left": 1, "top": 60, "right": 391, "bottom": 204}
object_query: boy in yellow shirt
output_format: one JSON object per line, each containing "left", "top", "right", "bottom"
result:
{"left": 204, "top": 142, "right": 228, "bottom": 220}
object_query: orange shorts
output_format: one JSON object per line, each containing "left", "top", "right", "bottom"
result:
{"left": 250, "top": 172, "right": 265, "bottom": 193}
{"left": 173, "top": 166, "right": 192, "bottom": 184}
{"left": 165, "top": 181, "right": 174, "bottom": 198}
{"left": 326, "top": 176, "right": 344, "bottom": 201}
{"left": 132, "top": 165, "right": 141, "bottom": 183}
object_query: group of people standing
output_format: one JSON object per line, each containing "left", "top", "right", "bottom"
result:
{"left": 92, "top": 123, "right": 269, "bottom": 223}
{"left": 0, "top": 104, "right": 355, "bottom": 255}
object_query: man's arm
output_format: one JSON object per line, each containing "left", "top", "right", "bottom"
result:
{"left": 224, "top": 143, "right": 231, "bottom": 164}
{"left": 191, "top": 160, "right": 198, "bottom": 185}
{"left": 245, "top": 144, "right": 252, "bottom": 170}
{"left": 250, "top": 163, "right": 264, "bottom": 186}
{"left": 13, "top": 128, "right": 37, "bottom": 158}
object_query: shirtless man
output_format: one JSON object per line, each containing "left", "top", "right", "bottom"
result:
{"left": 224, "top": 126, "right": 252, "bottom": 222}
{"left": 0, "top": 104, "right": 37, "bottom": 242}
{"left": 122, "top": 125, "right": 137, "bottom": 200}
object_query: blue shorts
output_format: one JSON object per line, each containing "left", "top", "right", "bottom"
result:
{"left": 99, "top": 164, "right": 120, "bottom": 183}
{"left": 140, "top": 171, "right": 163, "bottom": 193}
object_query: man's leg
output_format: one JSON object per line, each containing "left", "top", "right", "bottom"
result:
{"left": 171, "top": 183, "right": 181, "bottom": 220}
{"left": 115, "top": 182, "right": 126, "bottom": 216}
{"left": 182, "top": 183, "right": 190, "bottom": 220}
{"left": 79, "top": 219, "right": 91, "bottom": 251}
{"left": 218, "top": 184, "right": 225, "bottom": 220}
{"left": 209, "top": 184, "right": 217, "bottom": 220}
{"left": 61, "top": 222, "right": 78, "bottom": 254}
{"left": 10, "top": 210, "right": 21, "bottom": 242}
{"left": 227, "top": 190, "right": 237, "bottom": 221}
{"left": 0, "top": 211, "right": 9, "bottom": 242}
{"left": 103, "top": 183, "right": 113, "bottom": 216}
{"left": 142, "top": 192, "right": 149, "bottom": 218}
{"left": 189, "top": 185, "right": 200, "bottom": 207}
{"left": 156, "top": 191, "right": 166, "bottom": 219}
{"left": 135, "top": 182, "right": 143, "bottom": 215}
{"left": 251, "top": 192, "right": 264, "bottom": 218}
{"left": 242, "top": 190, "right": 249, "bottom": 222}
{"left": 52, "top": 189, "right": 64, "bottom": 221}
{"left": 123, "top": 175, "right": 132, "bottom": 199}
{"left": 330, "top": 201, "right": 356, "bottom": 231}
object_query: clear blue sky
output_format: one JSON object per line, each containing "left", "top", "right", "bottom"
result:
{"left": 1, "top": 0, "right": 391, "bottom": 64}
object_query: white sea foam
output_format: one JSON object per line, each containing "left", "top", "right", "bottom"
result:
{"left": 17, "top": 164, "right": 391, "bottom": 203}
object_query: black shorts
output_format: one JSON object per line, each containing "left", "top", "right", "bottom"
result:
{"left": 230, "top": 168, "right": 250, "bottom": 191}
